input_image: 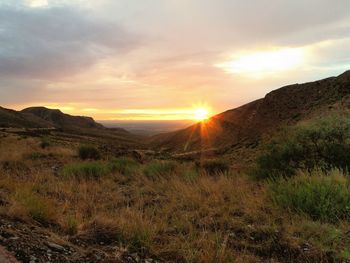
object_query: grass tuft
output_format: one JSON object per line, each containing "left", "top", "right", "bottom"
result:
{"left": 14, "top": 190, "right": 56, "bottom": 224}
{"left": 200, "top": 159, "right": 230, "bottom": 175}
{"left": 108, "top": 157, "right": 139, "bottom": 176}
{"left": 268, "top": 169, "right": 350, "bottom": 222}
{"left": 61, "top": 162, "right": 109, "bottom": 179}
{"left": 143, "top": 160, "right": 178, "bottom": 179}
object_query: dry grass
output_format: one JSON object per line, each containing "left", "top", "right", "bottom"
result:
{"left": 0, "top": 134, "right": 350, "bottom": 262}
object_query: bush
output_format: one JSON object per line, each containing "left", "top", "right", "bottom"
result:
{"left": 78, "top": 145, "right": 100, "bottom": 160}
{"left": 61, "top": 162, "right": 109, "bottom": 179}
{"left": 268, "top": 170, "right": 350, "bottom": 223}
{"left": 255, "top": 115, "right": 350, "bottom": 179}
{"left": 108, "top": 157, "right": 139, "bottom": 176}
{"left": 200, "top": 159, "right": 230, "bottom": 175}
{"left": 40, "top": 136, "right": 51, "bottom": 149}
{"left": 143, "top": 160, "right": 178, "bottom": 179}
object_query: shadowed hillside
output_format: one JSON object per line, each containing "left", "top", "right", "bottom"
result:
{"left": 0, "top": 107, "right": 51, "bottom": 128}
{"left": 150, "top": 71, "right": 350, "bottom": 153}
{"left": 0, "top": 106, "right": 142, "bottom": 147}
{"left": 21, "top": 107, "right": 104, "bottom": 130}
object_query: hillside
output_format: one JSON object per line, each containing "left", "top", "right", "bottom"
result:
{"left": 150, "top": 70, "right": 350, "bottom": 153}
{"left": 21, "top": 107, "right": 104, "bottom": 130}
{"left": 0, "top": 107, "right": 51, "bottom": 128}
{"left": 0, "top": 106, "right": 141, "bottom": 147}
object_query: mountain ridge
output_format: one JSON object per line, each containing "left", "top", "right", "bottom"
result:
{"left": 149, "top": 70, "right": 350, "bottom": 153}
{"left": 21, "top": 107, "right": 105, "bottom": 130}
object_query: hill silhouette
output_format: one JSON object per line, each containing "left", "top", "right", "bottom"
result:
{"left": 21, "top": 107, "right": 104, "bottom": 130}
{"left": 0, "top": 106, "right": 141, "bottom": 146}
{"left": 0, "top": 106, "right": 51, "bottom": 128}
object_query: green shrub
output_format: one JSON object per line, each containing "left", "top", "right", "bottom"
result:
{"left": 255, "top": 115, "right": 350, "bottom": 179}
{"left": 200, "top": 159, "right": 230, "bottom": 175}
{"left": 78, "top": 145, "right": 100, "bottom": 160}
{"left": 61, "top": 162, "right": 109, "bottom": 179}
{"left": 143, "top": 160, "right": 178, "bottom": 179}
{"left": 108, "top": 157, "right": 139, "bottom": 176}
{"left": 40, "top": 136, "right": 51, "bottom": 149}
{"left": 268, "top": 170, "right": 350, "bottom": 223}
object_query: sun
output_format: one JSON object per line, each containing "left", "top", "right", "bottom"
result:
{"left": 193, "top": 107, "right": 209, "bottom": 121}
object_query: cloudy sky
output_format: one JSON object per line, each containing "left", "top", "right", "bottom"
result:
{"left": 1, "top": 0, "right": 350, "bottom": 120}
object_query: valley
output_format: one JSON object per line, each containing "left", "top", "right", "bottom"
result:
{"left": 0, "top": 72, "right": 350, "bottom": 262}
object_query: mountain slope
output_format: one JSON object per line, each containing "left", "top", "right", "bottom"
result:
{"left": 0, "top": 106, "right": 142, "bottom": 146}
{"left": 21, "top": 107, "right": 104, "bottom": 130}
{"left": 0, "top": 107, "right": 51, "bottom": 128}
{"left": 150, "top": 70, "right": 350, "bottom": 153}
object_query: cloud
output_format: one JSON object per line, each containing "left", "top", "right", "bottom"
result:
{"left": 0, "top": 4, "right": 139, "bottom": 80}
{"left": 1, "top": 0, "right": 350, "bottom": 119}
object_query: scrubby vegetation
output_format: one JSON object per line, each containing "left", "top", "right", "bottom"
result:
{"left": 1, "top": 114, "right": 350, "bottom": 262}
{"left": 143, "top": 160, "right": 178, "bottom": 179}
{"left": 13, "top": 189, "right": 57, "bottom": 224}
{"left": 269, "top": 169, "right": 350, "bottom": 223}
{"left": 40, "top": 136, "right": 51, "bottom": 149}
{"left": 255, "top": 114, "right": 350, "bottom": 179}
{"left": 108, "top": 157, "right": 140, "bottom": 176}
{"left": 61, "top": 161, "right": 110, "bottom": 179}
{"left": 78, "top": 145, "right": 100, "bottom": 160}
{"left": 200, "top": 159, "right": 230, "bottom": 175}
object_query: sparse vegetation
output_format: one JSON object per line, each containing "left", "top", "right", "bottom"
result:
{"left": 255, "top": 114, "right": 350, "bottom": 179}
{"left": 61, "top": 162, "right": 109, "bottom": 179}
{"left": 2, "top": 119, "right": 350, "bottom": 262}
{"left": 269, "top": 169, "right": 350, "bottom": 222}
{"left": 13, "top": 189, "right": 57, "bottom": 224}
{"left": 200, "top": 159, "right": 230, "bottom": 175}
{"left": 108, "top": 157, "right": 139, "bottom": 176}
{"left": 143, "top": 160, "right": 178, "bottom": 179}
{"left": 40, "top": 136, "right": 51, "bottom": 149}
{"left": 78, "top": 145, "right": 100, "bottom": 160}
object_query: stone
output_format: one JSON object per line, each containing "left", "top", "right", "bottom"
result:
{"left": 46, "top": 242, "right": 65, "bottom": 252}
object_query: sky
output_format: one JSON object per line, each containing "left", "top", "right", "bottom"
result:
{"left": 1, "top": 0, "right": 350, "bottom": 120}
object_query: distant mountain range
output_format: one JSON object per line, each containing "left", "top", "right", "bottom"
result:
{"left": 0, "top": 106, "right": 104, "bottom": 130}
{"left": 0, "top": 106, "right": 142, "bottom": 145}
{"left": 150, "top": 70, "right": 350, "bottom": 154}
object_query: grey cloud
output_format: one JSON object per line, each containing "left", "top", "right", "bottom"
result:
{"left": 103, "top": 0, "right": 350, "bottom": 49}
{"left": 1, "top": 0, "right": 350, "bottom": 113}
{"left": 0, "top": 5, "right": 139, "bottom": 79}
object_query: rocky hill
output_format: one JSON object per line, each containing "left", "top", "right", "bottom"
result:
{"left": 150, "top": 70, "right": 350, "bottom": 154}
{"left": 0, "top": 107, "right": 51, "bottom": 128}
{"left": 21, "top": 107, "right": 104, "bottom": 130}
{"left": 0, "top": 106, "right": 141, "bottom": 146}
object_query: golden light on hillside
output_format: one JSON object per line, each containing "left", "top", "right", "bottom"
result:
{"left": 216, "top": 48, "right": 305, "bottom": 75}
